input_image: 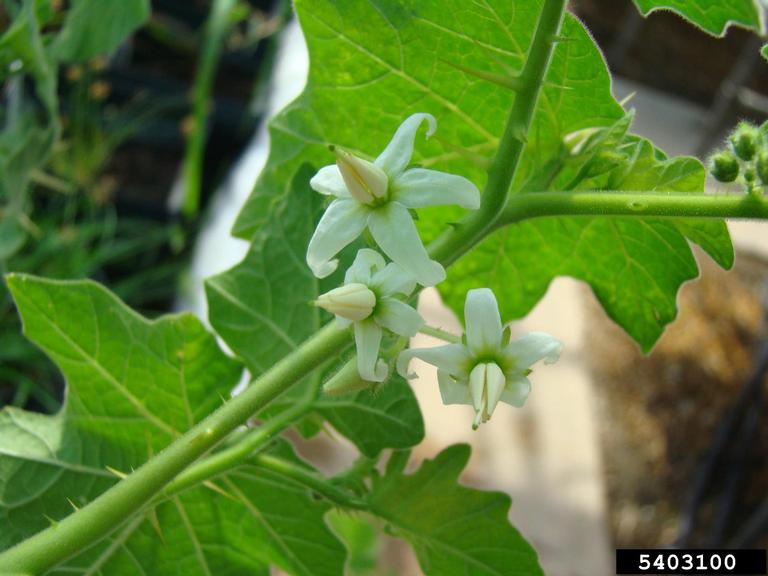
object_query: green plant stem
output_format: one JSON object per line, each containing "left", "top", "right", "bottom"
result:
{"left": 418, "top": 325, "right": 462, "bottom": 343}
{"left": 427, "top": 0, "right": 567, "bottom": 267}
{"left": 182, "top": 0, "right": 236, "bottom": 217}
{"left": 499, "top": 190, "right": 768, "bottom": 224}
{"left": 0, "top": 0, "right": 571, "bottom": 570}
{"left": 166, "top": 358, "right": 365, "bottom": 495}
{"left": 251, "top": 454, "right": 368, "bottom": 510}
{"left": 163, "top": 401, "right": 313, "bottom": 497}
{"left": 0, "top": 323, "right": 351, "bottom": 574}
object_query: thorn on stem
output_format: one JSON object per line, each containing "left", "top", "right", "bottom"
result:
{"left": 105, "top": 465, "right": 128, "bottom": 479}
{"left": 512, "top": 125, "right": 528, "bottom": 144}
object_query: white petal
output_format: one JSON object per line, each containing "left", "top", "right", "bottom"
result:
{"left": 468, "top": 363, "right": 486, "bottom": 414}
{"left": 437, "top": 370, "right": 470, "bottom": 406}
{"left": 345, "top": 248, "right": 386, "bottom": 285}
{"left": 370, "top": 262, "right": 416, "bottom": 296}
{"left": 336, "top": 316, "right": 353, "bottom": 329}
{"left": 310, "top": 164, "right": 350, "bottom": 197}
{"left": 464, "top": 288, "right": 503, "bottom": 355}
{"left": 376, "top": 298, "right": 424, "bottom": 337}
{"left": 484, "top": 362, "right": 506, "bottom": 418}
{"left": 368, "top": 202, "right": 445, "bottom": 287}
{"left": 392, "top": 168, "right": 480, "bottom": 209}
{"left": 306, "top": 199, "right": 368, "bottom": 278}
{"left": 396, "top": 343, "right": 470, "bottom": 379}
{"left": 500, "top": 376, "right": 532, "bottom": 408}
{"left": 504, "top": 331, "right": 563, "bottom": 370}
{"left": 374, "top": 113, "right": 437, "bottom": 177}
{"left": 354, "top": 320, "right": 387, "bottom": 382}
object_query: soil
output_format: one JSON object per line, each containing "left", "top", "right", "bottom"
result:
{"left": 587, "top": 250, "right": 768, "bottom": 548}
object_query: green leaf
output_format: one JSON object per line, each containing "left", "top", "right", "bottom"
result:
{"left": 632, "top": 0, "right": 762, "bottom": 37}
{"left": 0, "top": 1, "right": 59, "bottom": 199}
{"left": 0, "top": 276, "right": 346, "bottom": 575}
{"left": 327, "top": 510, "right": 380, "bottom": 576}
{"left": 317, "top": 375, "right": 424, "bottom": 458}
{"left": 220, "top": 464, "right": 346, "bottom": 576}
{"left": 368, "top": 444, "right": 543, "bottom": 576}
{"left": 52, "top": 0, "right": 150, "bottom": 62}
{"left": 0, "top": 2, "right": 59, "bottom": 248}
{"left": 443, "top": 118, "right": 733, "bottom": 351}
{"left": 0, "top": 1, "right": 57, "bottom": 112}
{"left": 231, "top": 0, "right": 548, "bottom": 240}
{"left": 0, "top": 213, "right": 27, "bottom": 260}
{"left": 208, "top": 165, "right": 424, "bottom": 453}
{"left": 0, "top": 112, "right": 58, "bottom": 203}
{"left": 207, "top": 165, "right": 339, "bottom": 378}
{"left": 230, "top": 0, "right": 731, "bottom": 351}
{"left": 206, "top": 165, "right": 349, "bottom": 435}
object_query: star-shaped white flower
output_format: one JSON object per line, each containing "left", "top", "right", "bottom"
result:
{"left": 307, "top": 113, "right": 481, "bottom": 287}
{"left": 397, "top": 288, "right": 562, "bottom": 428}
{"left": 316, "top": 249, "right": 424, "bottom": 382}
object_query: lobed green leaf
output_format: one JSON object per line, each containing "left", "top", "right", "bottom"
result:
{"left": 317, "top": 376, "right": 424, "bottom": 458}
{"left": 231, "top": 0, "right": 733, "bottom": 351}
{"left": 368, "top": 444, "right": 543, "bottom": 576}
{"left": 444, "top": 117, "right": 733, "bottom": 351}
{"left": 52, "top": 0, "right": 151, "bottom": 62}
{"left": 632, "top": 0, "right": 763, "bottom": 37}
{"left": 208, "top": 164, "right": 424, "bottom": 452}
{"left": 0, "top": 276, "right": 345, "bottom": 575}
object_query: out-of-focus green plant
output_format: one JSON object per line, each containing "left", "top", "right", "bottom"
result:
{"left": 0, "top": 0, "right": 177, "bottom": 412}
{"left": 0, "top": 67, "right": 183, "bottom": 411}
{"left": 3, "top": 1, "right": 768, "bottom": 575}
{"left": 0, "top": 0, "right": 150, "bottom": 260}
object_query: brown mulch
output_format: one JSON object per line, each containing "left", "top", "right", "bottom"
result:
{"left": 587, "top": 249, "right": 768, "bottom": 548}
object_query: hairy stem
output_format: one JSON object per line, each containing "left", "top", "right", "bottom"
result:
{"left": 163, "top": 401, "right": 313, "bottom": 497}
{"left": 0, "top": 323, "right": 351, "bottom": 574}
{"left": 166, "top": 358, "right": 366, "bottom": 494}
{"left": 428, "top": 0, "right": 567, "bottom": 266}
{"left": 419, "top": 325, "right": 462, "bottom": 343}
{"left": 0, "top": 0, "right": 570, "bottom": 569}
{"left": 498, "top": 190, "right": 768, "bottom": 224}
{"left": 251, "top": 454, "right": 368, "bottom": 510}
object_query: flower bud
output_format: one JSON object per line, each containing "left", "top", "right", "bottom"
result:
{"left": 729, "top": 122, "right": 758, "bottom": 161}
{"left": 468, "top": 362, "right": 506, "bottom": 429}
{"left": 709, "top": 152, "right": 739, "bottom": 183}
{"left": 757, "top": 151, "right": 768, "bottom": 185}
{"left": 583, "top": 150, "right": 626, "bottom": 178}
{"left": 316, "top": 283, "right": 376, "bottom": 321}
{"left": 335, "top": 148, "right": 389, "bottom": 204}
{"left": 563, "top": 127, "right": 600, "bottom": 155}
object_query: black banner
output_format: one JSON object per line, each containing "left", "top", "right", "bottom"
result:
{"left": 615, "top": 549, "right": 766, "bottom": 575}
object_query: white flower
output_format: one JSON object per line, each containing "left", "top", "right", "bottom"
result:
{"left": 397, "top": 288, "right": 562, "bottom": 429}
{"left": 316, "top": 249, "right": 424, "bottom": 382}
{"left": 307, "top": 113, "right": 481, "bottom": 287}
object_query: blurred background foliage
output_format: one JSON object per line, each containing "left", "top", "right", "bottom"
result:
{"left": 0, "top": 0, "right": 286, "bottom": 412}
{"left": 0, "top": 0, "right": 766, "bottom": 568}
